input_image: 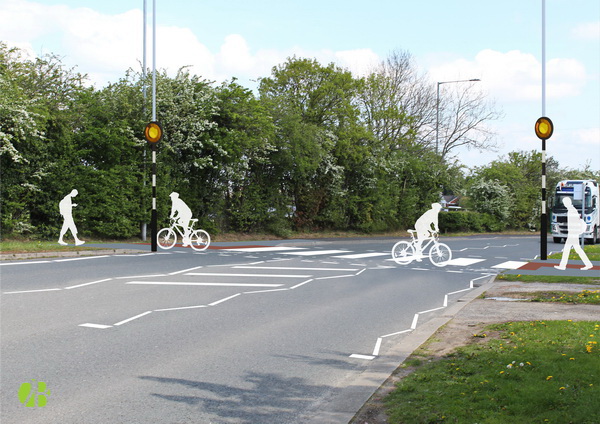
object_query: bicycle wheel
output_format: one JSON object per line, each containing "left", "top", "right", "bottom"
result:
{"left": 156, "top": 228, "right": 177, "bottom": 249}
{"left": 391, "top": 241, "right": 415, "bottom": 265}
{"left": 429, "top": 242, "right": 452, "bottom": 267}
{"left": 190, "top": 229, "right": 210, "bottom": 251}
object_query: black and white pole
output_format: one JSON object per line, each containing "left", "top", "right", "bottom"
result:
{"left": 535, "top": 117, "right": 553, "bottom": 260}
{"left": 536, "top": 0, "right": 551, "bottom": 260}
{"left": 145, "top": 121, "right": 162, "bottom": 251}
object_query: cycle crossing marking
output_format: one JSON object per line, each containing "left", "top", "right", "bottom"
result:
{"left": 491, "top": 260, "right": 529, "bottom": 269}
{"left": 445, "top": 258, "right": 486, "bottom": 266}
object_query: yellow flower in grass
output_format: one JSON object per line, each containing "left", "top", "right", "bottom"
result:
{"left": 546, "top": 376, "right": 553, "bottom": 381}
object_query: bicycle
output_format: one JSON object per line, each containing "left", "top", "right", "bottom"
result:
{"left": 391, "top": 230, "right": 452, "bottom": 267}
{"left": 157, "top": 218, "right": 211, "bottom": 251}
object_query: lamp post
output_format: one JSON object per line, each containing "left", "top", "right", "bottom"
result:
{"left": 435, "top": 78, "right": 481, "bottom": 155}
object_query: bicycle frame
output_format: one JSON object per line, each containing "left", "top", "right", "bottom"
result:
{"left": 157, "top": 218, "right": 210, "bottom": 252}
{"left": 392, "top": 230, "right": 452, "bottom": 267}
{"left": 169, "top": 219, "right": 194, "bottom": 241}
{"left": 408, "top": 231, "right": 439, "bottom": 254}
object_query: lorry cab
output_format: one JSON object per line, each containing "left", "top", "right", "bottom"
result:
{"left": 551, "top": 180, "right": 599, "bottom": 244}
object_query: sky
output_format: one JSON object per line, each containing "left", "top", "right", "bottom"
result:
{"left": 1, "top": 0, "right": 599, "bottom": 172}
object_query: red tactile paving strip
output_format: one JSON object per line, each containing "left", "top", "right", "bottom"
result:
{"left": 519, "top": 262, "right": 600, "bottom": 271}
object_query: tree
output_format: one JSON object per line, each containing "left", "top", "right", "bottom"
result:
{"left": 436, "top": 81, "right": 502, "bottom": 159}
{"left": 259, "top": 57, "right": 360, "bottom": 229}
{"left": 357, "top": 50, "right": 434, "bottom": 153}
{"left": 0, "top": 44, "right": 89, "bottom": 237}
{"left": 466, "top": 178, "right": 512, "bottom": 225}
{"left": 212, "top": 79, "right": 278, "bottom": 232}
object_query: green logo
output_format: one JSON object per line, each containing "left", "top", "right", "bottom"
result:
{"left": 18, "top": 380, "right": 50, "bottom": 407}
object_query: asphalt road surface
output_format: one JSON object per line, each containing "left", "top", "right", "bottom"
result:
{"left": 1, "top": 235, "right": 540, "bottom": 423}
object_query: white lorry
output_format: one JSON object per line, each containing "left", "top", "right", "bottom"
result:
{"left": 551, "top": 179, "right": 600, "bottom": 244}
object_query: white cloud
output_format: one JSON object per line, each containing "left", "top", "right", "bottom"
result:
{"left": 572, "top": 21, "right": 600, "bottom": 41}
{"left": 334, "top": 48, "right": 380, "bottom": 77}
{"left": 0, "top": 0, "right": 379, "bottom": 87}
{"left": 427, "top": 49, "right": 587, "bottom": 103}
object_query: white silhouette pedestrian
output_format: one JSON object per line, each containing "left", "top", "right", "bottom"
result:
{"left": 169, "top": 192, "right": 193, "bottom": 246}
{"left": 58, "top": 189, "right": 85, "bottom": 246}
{"left": 414, "top": 203, "right": 442, "bottom": 256}
{"left": 554, "top": 197, "right": 593, "bottom": 271}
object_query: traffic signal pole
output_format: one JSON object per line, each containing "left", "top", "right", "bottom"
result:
{"left": 150, "top": 0, "right": 158, "bottom": 252}
{"left": 541, "top": 138, "right": 547, "bottom": 260}
{"left": 151, "top": 144, "right": 157, "bottom": 251}
{"left": 535, "top": 117, "right": 553, "bottom": 260}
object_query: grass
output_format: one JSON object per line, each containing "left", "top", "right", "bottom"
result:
{"left": 549, "top": 243, "right": 600, "bottom": 262}
{"left": 496, "top": 274, "right": 600, "bottom": 285}
{"left": 526, "top": 290, "right": 600, "bottom": 304}
{"left": 488, "top": 290, "right": 600, "bottom": 305}
{"left": 385, "top": 320, "right": 600, "bottom": 424}
{"left": 0, "top": 239, "right": 104, "bottom": 254}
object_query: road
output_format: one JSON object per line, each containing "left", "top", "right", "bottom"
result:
{"left": 1, "top": 235, "right": 539, "bottom": 423}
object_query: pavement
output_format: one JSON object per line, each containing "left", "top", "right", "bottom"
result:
{"left": 2, "top": 240, "right": 599, "bottom": 424}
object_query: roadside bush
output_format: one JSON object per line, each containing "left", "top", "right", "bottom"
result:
{"left": 439, "top": 211, "right": 506, "bottom": 233}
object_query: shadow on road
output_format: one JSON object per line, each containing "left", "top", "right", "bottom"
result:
{"left": 140, "top": 372, "right": 334, "bottom": 423}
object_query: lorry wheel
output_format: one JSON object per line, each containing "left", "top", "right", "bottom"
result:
{"left": 553, "top": 237, "right": 563, "bottom": 243}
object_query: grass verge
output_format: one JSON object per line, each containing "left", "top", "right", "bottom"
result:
{"left": 385, "top": 320, "right": 600, "bottom": 424}
{"left": 0, "top": 240, "right": 106, "bottom": 254}
{"left": 496, "top": 274, "right": 600, "bottom": 285}
{"left": 486, "top": 290, "right": 600, "bottom": 305}
{"left": 549, "top": 244, "right": 600, "bottom": 262}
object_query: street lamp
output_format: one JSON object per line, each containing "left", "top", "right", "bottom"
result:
{"left": 435, "top": 78, "right": 481, "bottom": 155}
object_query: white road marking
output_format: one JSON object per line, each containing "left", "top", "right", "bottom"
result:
{"left": 115, "top": 274, "right": 166, "bottom": 279}
{"left": 315, "top": 274, "right": 356, "bottom": 280}
{"left": 382, "top": 329, "right": 412, "bottom": 338}
{"left": 332, "top": 252, "right": 389, "bottom": 259}
{"left": 290, "top": 279, "right": 314, "bottom": 289}
{"left": 79, "top": 323, "right": 112, "bottom": 329}
{"left": 410, "top": 314, "right": 419, "bottom": 329}
{"left": 244, "top": 288, "right": 289, "bottom": 294}
{"left": 279, "top": 250, "right": 351, "bottom": 256}
{"left": 0, "top": 260, "right": 52, "bottom": 266}
{"left": 126, "top": 281, "right": 283, "bottom": 288}
{"left": 154, "top": 305, "right": 208, "bottom": 312}
{"left": 418, "top": 306, "right": 445, "bottom": 315}
{"left": 3, "top": 288, "right": 62, "bottom": 294}
{"left": 233, "top": 266, "right": 359, "bottom": 272}
{"left": 372, "top": 338, "right": 383, "bottom": 356}
{"left": 114, "top": 311, "right": 152, "bottom": 326}
{"left": 492, "top": 261, "right": 528, "bottom": 269}
{"left": 224, "top": 247, "right": 306, "bottom": 252}
{"left": 168, "top": 266, "right": 204, "bottom": 275}
{"left": 185, "top": 272, "right": 312, "bottom": 278}
{"left": 208, "top": 293, "right": 241, "bottom": 306}
{"left": 54, "top": 255, "right": 110, "bottom": 262}
{"left": 350, "top": 354, "right": 375, "bottom": 360}
{"left": 65, "top": 278, "right": 113, "bottom": 290}
{"left": 446, "top": 258, "right": 486, "bottom": 266}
